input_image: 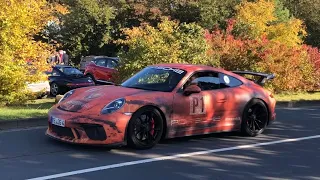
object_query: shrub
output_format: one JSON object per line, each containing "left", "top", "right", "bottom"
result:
{"left": 0, "top": 0, "right": 53, "bottom": 105}
{"left": 205, "top": 19, "right": 316, "bottom": 93}
{"left": 304, "top": 45, "right": 320, "bottom": 90}
{"left": 115, "top": 18, "right": 211, "bottom": 83}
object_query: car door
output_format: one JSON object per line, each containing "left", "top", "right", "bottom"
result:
{"left": 102, "top": 58, "right": 118, "bottom": 82}
{"left": 171, "top": 71, "right": 228, "bottom": 136}
{"left": 217, "top": 72, "right": 246, "bottom": 127}
{"left": 93, "top": 58, "right": 108, "bottom": 81}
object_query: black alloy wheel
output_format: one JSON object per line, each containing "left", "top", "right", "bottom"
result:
{"left": 127, "top": 107, "right": 164, "bottom": 149}
{"left": 50, "top": 82, "right": 59, "bottom": 96}
{"left": 241, "top": 99, "right": 269, "bottom": 136}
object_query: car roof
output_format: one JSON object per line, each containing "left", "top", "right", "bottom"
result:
{"left": 53, "top": 65, "right": 74, "bottom": 68}
{"left": 152, "top": 63, "right": 227, "bottom": 73}
{"left": 83, "top": 56, "right": 119, "bottom": 60}
{"left": 150, "top": 63, "right": 250, "bottom": 82}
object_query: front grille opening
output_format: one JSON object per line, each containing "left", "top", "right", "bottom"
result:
{"left": 51, "top": 125, "right": 75, "bottom": 139}
{"left": 81, "top": 124, "right": 107, "bottom": 141}
{"left": 57, "top": 105, "right": 81, "bottom": 112}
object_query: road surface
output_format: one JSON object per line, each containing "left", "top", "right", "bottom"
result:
{"left": 0, "top": 106, "right": 319, "bottom": 180}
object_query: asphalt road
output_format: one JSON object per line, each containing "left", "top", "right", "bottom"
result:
{"left": 0, "top": 106, "right": 320, "bottom": 180}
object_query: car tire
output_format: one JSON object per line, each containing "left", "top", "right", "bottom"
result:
{"left": 241, "top": 99, "right": 269, "bottom": 137}
{"left": 50, "top": 82, "right": 60, "bottom": 96}
{"left": 127, "top": 107, "right": 164, "bottom": 150}
{"left": 86, "top": 74, "right": 96, "bottom": 83}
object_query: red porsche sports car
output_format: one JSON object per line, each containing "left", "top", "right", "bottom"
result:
{"left": 46, "top": 64, "right": 276, "bottom": 149}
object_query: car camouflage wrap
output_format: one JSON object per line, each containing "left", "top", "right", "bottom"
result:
{"left": 46, "top": 63, "right": 276, "bottom": 149}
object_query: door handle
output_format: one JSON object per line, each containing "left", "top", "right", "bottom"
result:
{"left": 217, "top": 98, "right": 227, "bottom": 103}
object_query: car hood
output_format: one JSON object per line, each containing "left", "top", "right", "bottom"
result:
{"left": 57, "top": 85, "right": 146, "bottom": 113}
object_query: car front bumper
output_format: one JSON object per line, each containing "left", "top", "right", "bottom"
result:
{"left": 46, "top": 106, "right": 131, "bottom": 146}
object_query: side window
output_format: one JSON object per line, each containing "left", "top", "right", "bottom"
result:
{"left": 219, "top": 73, "right": 243, "bottom": 88}
{"left": 52, "top": 69, "right": 60, "bottom": 76}
{"left": 95, "top": 59, "right": 106, "bottom": 67}
{"left": 106, "top": 59, "right": 118, "bottom": 69}
{"left": 183, "top": 71, "right": 220, "bottom": 91}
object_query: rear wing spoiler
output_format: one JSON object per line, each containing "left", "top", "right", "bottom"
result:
{"left": 232, "top": 71, "right": 275, "bottom": 86}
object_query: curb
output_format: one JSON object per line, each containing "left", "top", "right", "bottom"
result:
{"left": 0, "top": 117, "right": 47, "bottom": 131}
{"left": 276, "top": 100, "right": 320, "bottom": 108}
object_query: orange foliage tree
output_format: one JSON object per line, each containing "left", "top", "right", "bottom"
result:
{"left": 205, "top": 19, "right": 317, "bottom": 93}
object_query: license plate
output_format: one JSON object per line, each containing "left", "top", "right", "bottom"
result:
{"left": 51, "top": 117, "right": 65, "bottom": 127}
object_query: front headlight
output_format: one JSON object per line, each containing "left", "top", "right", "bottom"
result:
{"left": 58, "top": 90, "right": 75, "bottom": 104}
{"left": 101, "top": 98, "right": 126, "bottom": 114}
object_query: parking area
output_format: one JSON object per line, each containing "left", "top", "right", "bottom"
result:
{"left": 0, "top": 106, "right": 319, "bottom": 180}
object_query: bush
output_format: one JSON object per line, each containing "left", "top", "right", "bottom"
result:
{"left": 205, "top": 19, "right": 316, "bottom": 93}
{"left": 0, "top": 0, "right": 53, "bottom": 105}
{"left": 115, "top": 18, "right": 210, "bottom": 83}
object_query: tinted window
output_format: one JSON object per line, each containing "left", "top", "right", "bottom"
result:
{"left": 58, "top": 67, "right": 83, "bottom": 75}
{"left": 52, "top": 69, "right": 60, "bottom": 76}
{"left": 121, "top": 66, "right": 187, "bottom": 92}
{"left": 106, "top": 59, "right": 118, "bottom": 69}
{"left": 219, "top": 73, "right": 243, "bottom": 88}
{"left": 95, "top": 59, "right": 107, "bottom": 66}
{"left": 184, "top": 71, "right": 220, "bottom": 91}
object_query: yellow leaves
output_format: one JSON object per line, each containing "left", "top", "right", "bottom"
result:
{"left": 236, "top": 0, "right": 307, "bottom": 47}
{"left": 236, "top": 0, "right": 276, "bottom": 37}
{"left": 0, "top": 0, "right": 53, "bottom": 104}
{"left": 268, "top": 18, "right": 307, "bottom": 46}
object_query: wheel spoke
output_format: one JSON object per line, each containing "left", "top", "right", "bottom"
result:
{"left": 133, "top": 111, "right": 160, "bottom": 145}
{"left": 252, "top": 120, "right": 255, "bottom": 131}
{"left": 251, "top": 117, "right": 254, "bottom": 129}
{"left": 254, "top": 120, "right": 261, "bottom": 130}
{"left": 148, "top": 132, "right": 155, "bottom": 140}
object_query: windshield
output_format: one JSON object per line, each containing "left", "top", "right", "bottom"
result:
{"left": 121, "top": 66, "right": 187, "bottom": 92}
{"left": 58, "top": 67, "right": 83, "bottom": 76}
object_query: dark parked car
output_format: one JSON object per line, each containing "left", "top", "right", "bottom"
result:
{"left": 47, "top": 65, "right": 95, "bottom": 96}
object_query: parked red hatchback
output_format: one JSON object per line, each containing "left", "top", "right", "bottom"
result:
{"left": 84, "top": 57, "right": 119, "bottom": 84}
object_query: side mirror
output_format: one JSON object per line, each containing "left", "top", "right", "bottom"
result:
{"left": 183, "top": 84, "right": 201, "bottom": 96}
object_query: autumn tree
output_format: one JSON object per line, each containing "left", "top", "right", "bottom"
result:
{"left": 235, "top": 0, "right": 306, "bottom": 46}
{"left": 205, "top": 20, "right": 316, "bottom": 92}
{"left": 0, "top": 0, "right": 53, "bottom": 105}
{"left": 44, "top": 0, "right": 115, "bottom": 64}
{"left": 115, "top": 19, "right": 210, "bottom": 82}
{"left": 282, "top": 0, "right": 320, "bottom": 48}
{"left": 198, "top": 0, "right": 240, "bottom": 30}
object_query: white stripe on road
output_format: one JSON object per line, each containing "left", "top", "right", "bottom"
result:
{"left": 27, "top": 134, "right": 320, "bottom": 180}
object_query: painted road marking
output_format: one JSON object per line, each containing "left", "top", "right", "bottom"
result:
{"left": 27, "top": 134, "right": 320, "bottom": 180}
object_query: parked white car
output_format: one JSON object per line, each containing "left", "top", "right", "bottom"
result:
{"left": 26, "top": 81, "right": 50, "bottom": 98}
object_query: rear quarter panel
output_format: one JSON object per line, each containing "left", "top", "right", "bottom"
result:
{"left": 235, "top": 82, "right": 276, "bottom": 122}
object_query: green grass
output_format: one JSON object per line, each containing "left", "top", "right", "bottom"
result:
{"left": 275, "top": 92, "right": 320, "bottom": 101}
{"left": 0, "top": 98, "right": 55, "bottom": 121}
{"left": 1, "top": 92, "right": 320, "bottom": 121}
